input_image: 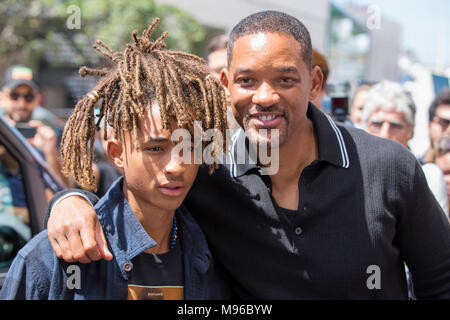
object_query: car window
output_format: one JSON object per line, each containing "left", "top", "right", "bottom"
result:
{"left": 0, "top": 143, "right": 30, "bottom": 269}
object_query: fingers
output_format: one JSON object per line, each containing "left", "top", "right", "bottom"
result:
{"left": 49, "top": 228, "right": 74, "bottom": 263}
{"left": 95, "top": 220, "right": 113, "bottom": 261}
{"left": 66, "top": 228, "right": 92, "bottom": 264}
{"left": 27, "top": 120, "right": 43, "bottom": 128}
{"left": 48, "top": 233, "right": 64, "bottom": 260}
{"left": 79, "top": 217, "right": 102, "bottom": 262}
{"left": 47, "top": 195, "right": 107, "bottom": 264}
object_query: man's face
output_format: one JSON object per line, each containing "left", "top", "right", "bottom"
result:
{"left": 366, "top": 109, "right": 412, "bottom": 147}
{"left": 207, "top": 47, "right": 227, "bottom": 79}
{"left": 221, "top": 32, "right": 320, "bottom": 148}
{"left": 0, "top": 84, "right": 38, "bottom": 122}
{"left": 429, "top": 105, "right": 450, "bottom": 146}
{"left": 350, "top": 90, "right": 368, "bottom": 125}
{"left": 114, "top": 104, "right": 199, "bottom": 213}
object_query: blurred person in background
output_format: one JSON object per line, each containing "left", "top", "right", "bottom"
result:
{"left": 311, "top": 48, "right": 328, "bottom": 112}
{"left": 422, "top": 88, "right": 450, "bottom": 164}
{"left": 433, "top": 135, "right": 450, "bottom": 220}
{"left": 350, "top": 83, "right": 373, "bottom": 129}
{"left": 0, "top": 65, "right": 68, "bottom": 187}
{"left": 363, "top": 80, "right": 448, "bottom": 216}
{"left": 206, "top": 34, "right": 240, "bottom": 131}
{"left": 206, "top": 34, "right": 229, "bottom": 79}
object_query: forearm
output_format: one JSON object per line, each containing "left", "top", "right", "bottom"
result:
{"left": 44, "top": 188, "right": 100, "bottom": 228}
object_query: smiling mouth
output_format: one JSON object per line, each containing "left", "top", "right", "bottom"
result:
{"left": 249, "top": 113, "right": 284, "bottom": 128}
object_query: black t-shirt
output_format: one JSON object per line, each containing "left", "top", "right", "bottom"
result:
{"left": 127, "top": 241, "right": 184, "bottom": 300}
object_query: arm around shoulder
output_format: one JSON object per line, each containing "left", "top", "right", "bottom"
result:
{"left": 44, "top": 189, "right": 100, "bottom": 228}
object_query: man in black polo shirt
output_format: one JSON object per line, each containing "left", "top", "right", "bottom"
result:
{"left": 46, "top": 11, "right": 450, "bottom": 299}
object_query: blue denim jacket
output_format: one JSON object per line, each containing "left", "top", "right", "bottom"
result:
{"left": 0, "top": 178, "right": 231, "bottom": 300}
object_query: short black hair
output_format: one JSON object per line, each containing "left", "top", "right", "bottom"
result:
{"left": 227, "top": 10, "right": 313, "bottom": 69}
{"left": 429, "top": 88, "right": 450, "bottom": 122}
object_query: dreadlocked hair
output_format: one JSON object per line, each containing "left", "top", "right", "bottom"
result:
{"left": 60, "top": 17, "right": 228, "bottom": 191}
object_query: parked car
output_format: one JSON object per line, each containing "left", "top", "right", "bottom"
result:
{"left": 0, "top": 116, "right": 65, "bottom": 287}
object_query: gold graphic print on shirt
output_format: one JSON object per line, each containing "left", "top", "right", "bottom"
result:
{"left": 128, "top": 285, "right": 184, "bottom": 300}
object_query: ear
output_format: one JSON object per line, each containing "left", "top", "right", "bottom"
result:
{"left": 107, "top": 138, "right": 124, "bottom": 169}
{"left": 220, "top": 69, "right": 231, "bottom": 97}
{"left": 309, "top": 66, "right": 324, "bottom": 102}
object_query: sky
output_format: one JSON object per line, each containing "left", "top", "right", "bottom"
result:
{"left": 332, "top": 0, "right": 450, "bottom": 68}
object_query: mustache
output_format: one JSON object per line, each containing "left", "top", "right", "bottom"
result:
{"left": 247, "top": 104, "right": 285, "bottom": 114}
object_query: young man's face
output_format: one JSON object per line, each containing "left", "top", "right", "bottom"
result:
{"left": 429, "top": 104, "right": 450, "bottom": 146}
{"left": 110, "top": 103, "right": 199, "bottom": 213}
{"left": 221, "top": 32, "right": 321, "bottom": 148}
{"left": 0, "top": 84, "right": 38, "bottom": 122}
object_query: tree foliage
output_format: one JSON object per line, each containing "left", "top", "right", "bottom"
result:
{"left": 0, "top": 0, "right": 206, "bottom": 68}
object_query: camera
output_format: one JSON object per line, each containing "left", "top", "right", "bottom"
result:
{"left": 15, "top": 122, "right": 36, "bottom": 139}
{"left": 330, "top": 96, "right": 349, "bottom": 123}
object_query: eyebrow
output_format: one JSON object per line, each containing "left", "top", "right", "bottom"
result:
{"left": 276, "top": 66, "right": 298, "bottom": 73}
{"left": 234, "top": 66, "right": 299, "bottom": 74}
{"left": 143, "top": 136, "right": 170, "bottom": 143}
{"left": 235, "top": 67, "right": 253, "bottom": 74}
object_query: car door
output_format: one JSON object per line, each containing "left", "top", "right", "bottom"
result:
{"left": 0, "top": 117, "right": 65, "bottom": 287}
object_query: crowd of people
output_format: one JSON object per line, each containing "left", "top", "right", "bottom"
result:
{"left": 0, "top": 10, "right": 450, "bottom": 300}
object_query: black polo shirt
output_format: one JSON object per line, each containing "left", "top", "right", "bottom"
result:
{"left": 184, "top": 103, "right": 450, "bottom": 299}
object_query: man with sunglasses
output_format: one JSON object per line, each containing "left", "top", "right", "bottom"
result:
{"left": 1, "top": 65, "right": 40, "bottom": 124}
{"left": 0, "top": 65, "right": 69, "bottom": 187}
{"left": 423, "top": 89, "right": 450, "bottom": 163}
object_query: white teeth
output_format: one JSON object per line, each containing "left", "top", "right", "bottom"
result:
{"left": 258, "top": 115, "right": 275, "bottom": 121}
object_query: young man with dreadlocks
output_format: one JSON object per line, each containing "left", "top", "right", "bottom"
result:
{"left": 0, "top": 19, "right": 230, "bottom": 300}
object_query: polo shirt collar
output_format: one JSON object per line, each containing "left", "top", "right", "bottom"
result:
{"left": 308, "top": 102, "right": 350, "bottom": 169}
{"left": 228, "top": 102, "right": 350, "bottom": 178}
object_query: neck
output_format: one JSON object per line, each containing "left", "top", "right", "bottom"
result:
{"left": 122, "top": 183, "right": 175, "bottom": 254}
{"left": 271, "top": 118, "right": 318, "bottom": 185}
{"left": 267, "top": 118, "right": 318, "bottom": 210}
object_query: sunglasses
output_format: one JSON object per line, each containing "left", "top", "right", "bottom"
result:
{"left": 9, "top": 92, "right": 35, "bottom": 103}
{"left": 433, "top": 116, "right": 450, "bottom": 130}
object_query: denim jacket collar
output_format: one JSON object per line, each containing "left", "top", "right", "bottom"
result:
{"left": 94, "top": 177, "right": 212, "bottom": 287}
{"left": 95, "top": 178, "right": 158, "bottom": 279}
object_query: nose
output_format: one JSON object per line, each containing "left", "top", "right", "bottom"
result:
{"left": 252, "top": 81, "right": 280, "bottom": 107}
{"left": 163, "top": 153, "right": 185, "bottom": 176}
{"left": 378, "top": 123, "right": 392, "bottom": 140}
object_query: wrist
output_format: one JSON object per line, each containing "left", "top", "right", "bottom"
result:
{"left": 50, "top": 191, "right": 94, "bottom": 216}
